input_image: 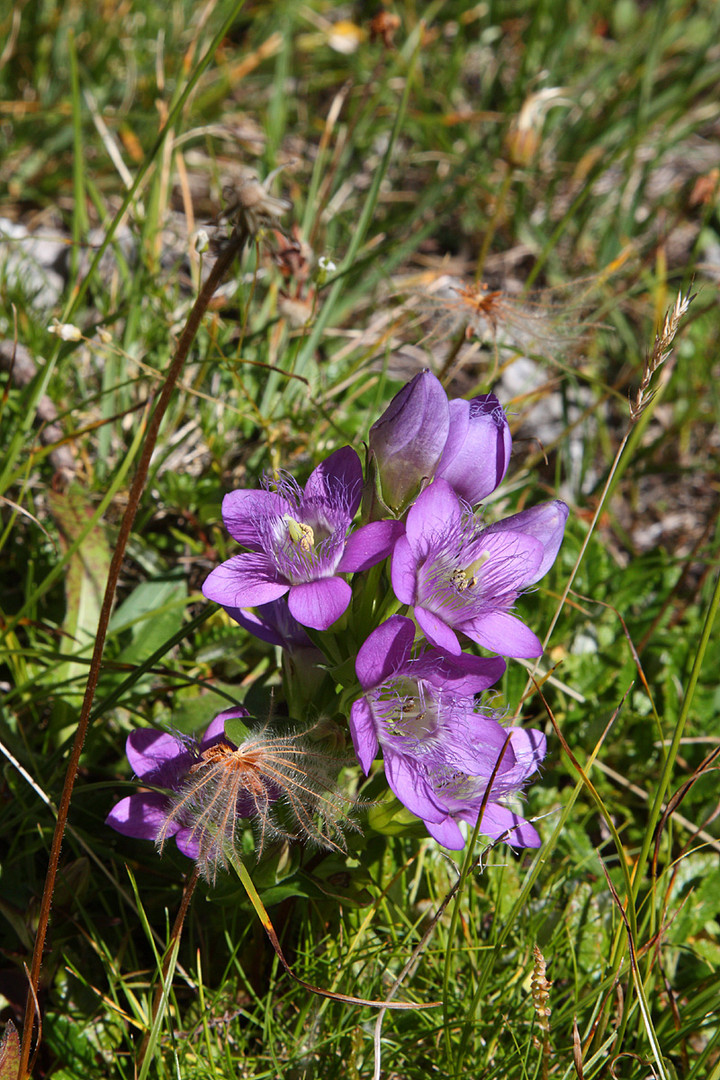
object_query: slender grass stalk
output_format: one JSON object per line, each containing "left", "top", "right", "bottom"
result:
{"left": 68, "top": 31, "right": 89, "bottom": 283}
{"left": 136, "top": 867, "right": 201, "bottom": 1075}
{"left": 442, "top": 736, "right": 515, "bottom": 1063}
{"left": 474, "top": 165, "right": 514, "bottom": 285}
{"left": 226, "top": 848, "right": 438, "bottom": 1012}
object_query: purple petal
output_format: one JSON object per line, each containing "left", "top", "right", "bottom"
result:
{"left": 349, "top": 700, "right": 380, "bottom": 773}
{"left": 405, "top": 480, "right": 462, "bottom": 559}
{"left": 416, "top": 650, "right": 506, "bottom": 696}
{"left": 423, "top": 814, "right": 466, "bottom": 849}
{"left": 106, "top": 793, "right": 176, "bottom": 842}
{"left": 507, "top": 727, "right": 547, "bottom": 779}
{"left": 484, "top": 501, "right": 568, "bottom": 584}
{"left": 415, "top": 605, "right": 461, "bottom": 655}
{"left": 464, "top": 610, "right": 543, "bottom": 658}
{"left": 175, "top": 828, "right": 201, "bottom": 860}
{"left": 303, "top": 447, "right": 363, "bottom": 516}
{"left": 436, "top": 395, "right": 511, "bottom": 504}
{"left": 224, "top": 600, "right": 315, "bottom": 650}
{"left": 449, "top": 722, "right": 516, "bottom": 777}
{"left": 200, "top": 707, "right": 248, "bottom": 752}
{"left": 224, "top": 604, "right": 284, "bottom": 647}
{"left": 473, "top": 803, "right": 542, "bottom": 848}
{"left": 222, "top": 489, "right": 290, "bottom": 548}
{"left": 337, "top": 520, "right": 405, "bottom": 573}
{"left": 126, "top": 729, "right": 192, "bottom": 786}
{"left": 288, "top": 577, "right": 351, "bottom": 629}
{"left": 390, "top": 534, "right": 417, "bottom": 604}
{"left": 202, "top": 554, "right": 290, "bottom": 608}
{"left": 470, "top": 529, "right": 544, "bottom": 592}
{"left": 355, "top": 615, "right": 415, "bottom": 688}
{"left": 384, "top": 751, "right": 446, "bottom": 823}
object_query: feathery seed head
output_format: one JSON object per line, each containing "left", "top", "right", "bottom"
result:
{"left": 107, "top": 711, "right": 359, "bottom": 884}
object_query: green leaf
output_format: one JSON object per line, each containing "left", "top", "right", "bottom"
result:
{"left": 224, "top": 715, "right": 251, "bottom": 744}
{"left": 48, "top": 487, "right": 112, "bottom": 688}
{"left": 368, "top": 793, "right": 425, "bottom": 838}
{"left": 305, "top": 855, "right": 374, "bottom": 907}
{"left": 108, "top": 575, "right": 188, "bottom": 663}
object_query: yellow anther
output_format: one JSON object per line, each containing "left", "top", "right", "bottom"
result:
{"left": 452, "top": 568, "right": 476, "bottom": 591}
{"left": 285, "top": 515, "right": 315, "bottom": 551}
{"left": 452, "top": 550, "right": 490, "bottom": 591}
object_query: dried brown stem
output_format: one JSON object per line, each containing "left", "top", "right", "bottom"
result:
{"left": 17, "top": 223, "right": 250, "bottom": 1080}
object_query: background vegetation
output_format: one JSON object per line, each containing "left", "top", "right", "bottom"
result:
{"left": 1, "top": 1, "right": 719, "bottom": 1077}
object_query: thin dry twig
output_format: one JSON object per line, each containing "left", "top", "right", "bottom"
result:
{"left": 17, "top": 219, "right": 252, "bottom": 1078}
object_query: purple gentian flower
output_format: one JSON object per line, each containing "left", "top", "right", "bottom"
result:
{"left": 368, "top": 370, "right": 450, "bottom": 511}
{"left": 423, "top": 725, "right": 547, "bottom": 849}
{"left": 350, "top": 616, "right": 544, "bottom": 849}
{"left": 434, "top": 394, "right": 512, "bottom": 505}
{"left": 224, "top": 597, "right": 316, "bottom": 650}
{"left": 203, "top": 447, "right": 403, "bottom": 631}
{"left": 224, "top": 599, "right": 329, "bottom": 698}
{"left": 106, "top": 707, "right": 249, "bottom": 862}
{"left": 367, "top": 372, "right": 513, "bottom": 514}
{"left": 391, "top": 479, "right": 568, "bottom": 658}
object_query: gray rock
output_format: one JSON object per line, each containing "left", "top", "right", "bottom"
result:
{"left": 0, "top": 217, "right": 66, "bottom": 309}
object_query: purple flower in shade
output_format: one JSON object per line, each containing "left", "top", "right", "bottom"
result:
{"left": 367, "top": 372, "right": 513, "bottom": 514}
{"left": 423, "top": 725, "right": 547, "bottom": 850}
{"left": 224, "top": 599, "right": 329, "bottom": 699}
{"left": 349, "top": 616, "right": 545, "bottom": 849}
{"left": 202, "top": 447, "right": 403, "bottom": 631}
{"left": 434, "top": 394, "right": 512, "bottom": 506}
{"left": 391, "top": 480, "right": 569, "bottom": 659}
{"left": 223, "top": 597, "right": 316, "bottom": 650}
{"left": 106, "top": 707, "right": 250, "bottom": 868}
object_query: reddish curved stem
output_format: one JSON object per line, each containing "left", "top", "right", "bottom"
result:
{"left": 18, "top": 225, "right": 250, "bottom": 1079}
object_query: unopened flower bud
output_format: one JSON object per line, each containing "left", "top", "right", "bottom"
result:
{"left": 48, "top": 319, "right": 82, "bottom": 342}
{"left": 435, "top": 394, "right": 511, "bottom": 505}
{"left": 368, "top": 370, "right": 449, "bottom": 512}
{"left": 194, "top": 228, "right": 210, "bottom": 254}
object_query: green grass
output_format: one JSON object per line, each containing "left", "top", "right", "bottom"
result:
{"left": 2, "top": 1, "right": 720, "bottom": 1077}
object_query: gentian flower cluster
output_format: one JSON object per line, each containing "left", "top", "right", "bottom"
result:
{"left": 107, "top": 370, "right": 568, "bottom": 873}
